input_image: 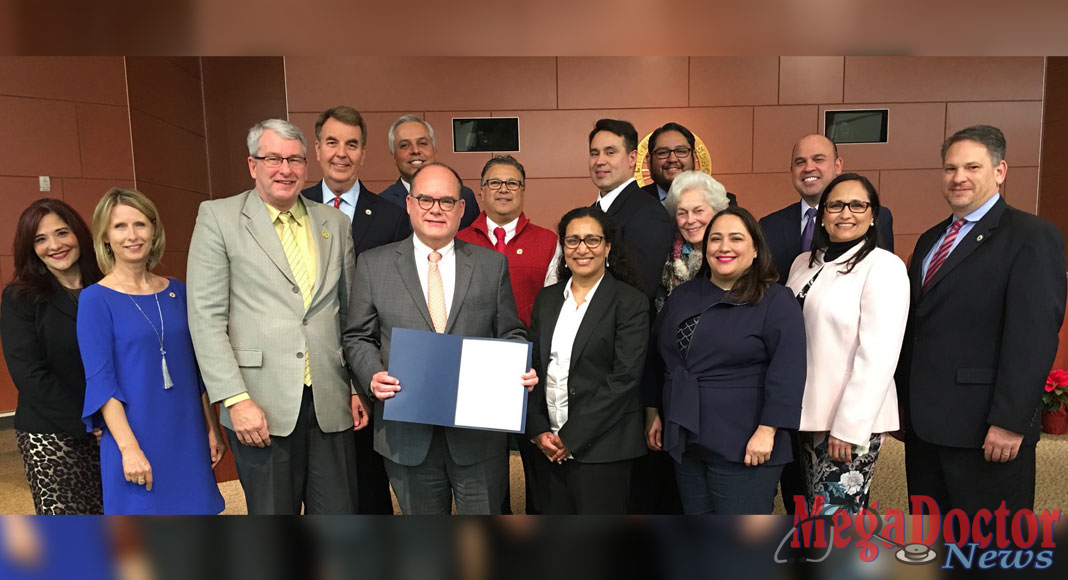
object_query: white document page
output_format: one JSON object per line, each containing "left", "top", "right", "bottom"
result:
{"left": 453, "top": 338, "right": 528, "bottom": 431}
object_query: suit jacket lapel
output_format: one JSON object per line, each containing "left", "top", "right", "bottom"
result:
{"left": 910, "top": 221, "right": 946, "bottom": 302}
{"left": 241, "top": 191, "right": 297, "bottom": 286}
{"left": 48, "top": 286, "right": 77, "bottom": 320}
{"left": 307, "top": 202, "right": 334, "bottom": 305}
{"left": 446, "top": 242, "right": 475, "bottom": 334}
{"left": 304, "top": 182, "right": 325, "bottom": 204}
{"left": 539, "top": 284, "right": 567, "bottom": 369}
{"left": 351, "top": 183, "right": 374, "bottom": 249}
{"left": 569, "top": 274, "right": 616, "bottom": 372}
{"left": 395, "top": 237, "right": 436, "bottom": 331}
{"left": 922, "top": 199, "right": 1006, "bottom": 294}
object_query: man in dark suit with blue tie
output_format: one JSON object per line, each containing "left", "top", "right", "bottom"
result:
{"left": 897, "top": 125, "right": 1065, "bottom": 514}
{"left": 377, "top": 115, "right": 480, "bottom": 230}
{"left": 301, "top": 106, "right": 409, "bottom": 514}
{"left": 759, "top": 133, "right": 894, "bottom": 514}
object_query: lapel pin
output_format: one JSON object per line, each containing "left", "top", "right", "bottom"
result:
{"left": 976, "top": 234, "right": 984, "bottom": 242}
{"left": 322, "top": 231, "right": 330, "bottom": 239}
{"left": 365, "top": 209, "right": 372, "bottom": 215}
{"left": 168, "top": 292, "right": 176, "bottom": 298}
{"left": 516, "top": 248, "right": 524, "bottom": 255}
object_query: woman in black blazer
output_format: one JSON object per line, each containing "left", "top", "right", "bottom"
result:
{"left": 526, "top": 207, "right": 649, "bottom": 514}
{"left": 0, "top": 199, "right": 104, "bottom": 514}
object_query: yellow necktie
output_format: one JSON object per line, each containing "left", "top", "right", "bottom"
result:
{"left": 427, "top": 251, "right": 447, "bottom": 333}
{"left": 279, "top": 211, "right": 313, "bottom": 385}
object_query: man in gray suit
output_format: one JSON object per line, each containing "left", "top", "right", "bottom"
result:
{"left": 344, "top": 162, "right": 537, "bottom": 515}
{"left": 188, "top": 118, "right": 368, "bottom": 514}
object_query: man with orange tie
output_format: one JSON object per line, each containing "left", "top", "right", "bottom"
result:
{"left": 301, "top": 106, "right": 408, "bottom": 514}
{"left": 343, "top": 162, "right": 537, "bottom": 514}
{"left": 301, "top": 106, "right": 410, "bottom": 259}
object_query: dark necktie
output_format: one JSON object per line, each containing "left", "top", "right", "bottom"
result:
{"left": 801, "top": 207, "right": 817, "bottom": 252}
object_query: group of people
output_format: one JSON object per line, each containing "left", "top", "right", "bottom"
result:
{"left": 2, "top": 107, "right": 1063, "bottom": 517}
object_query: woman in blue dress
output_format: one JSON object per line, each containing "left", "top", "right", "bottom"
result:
{"left": 78, "top": 187, "right": 225, "bottom": 515}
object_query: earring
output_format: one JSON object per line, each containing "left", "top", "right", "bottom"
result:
{"left": 871, "top": 221, "right": 875, "bottom": 226}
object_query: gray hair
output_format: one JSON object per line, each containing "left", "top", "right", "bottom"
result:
{"left": 388, "top": 114, "right": 436, "bottom": 155}
{"left": 246, "top": 119, "right": 306, "bottom": 156}
{"left": 664, "top": 170, "right": 730, "bottom": 217}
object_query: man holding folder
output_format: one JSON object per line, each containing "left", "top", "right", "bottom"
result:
{"left": 343, "top": 162, "right": 536, "bottom": 514}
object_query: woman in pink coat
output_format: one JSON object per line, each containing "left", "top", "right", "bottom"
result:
{"left": 785, "top": 173, "right": 909, "bottom": 515}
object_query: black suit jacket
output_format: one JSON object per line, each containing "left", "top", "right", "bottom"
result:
{"left": 895, "top": 197, "right": 1066, "bottom": 448}
{"left": 640, "top": 182, "right": 738, "bottom": 207}
{"left": 301, "top": 181, "right": 410, "bottom": 258}
{"left": 378, "top": 177, "right": 480, "bottom": 230}
{"left": 0, "top": 284, "right": 89, "bottom": 435}
{"left": 760, "top": 201, "right": 895, "bottom": 284}
{"left": 599, "top": 181, "right": 675, "bottom": 300}
{"left": 526, "top": 273, "right": 648, "bottom": 463}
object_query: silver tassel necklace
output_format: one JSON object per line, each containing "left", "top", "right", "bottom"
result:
{"left": 127, "top": 291, "right": 174, "bottom": 389}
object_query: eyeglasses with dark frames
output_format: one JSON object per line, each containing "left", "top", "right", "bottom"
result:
{"left": 563, "top": 235, "right": 605, "bottom": 249}
{"left": 824, "top": 200, "right": 872, "bottom": 214}
{"left": 252, "top": 155, "right": 308, "bottom": 168}
{"left": 652, "top": 146, "right": 693, "bottom": 160}
{"left": 412, "top": 195, "right": 460, "bottom": 212}
{"left": 482, "top": 179, "right": 524, "bottom": 191}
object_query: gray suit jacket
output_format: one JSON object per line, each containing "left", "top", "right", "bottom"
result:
{"left": 187, "top": 190, "right": 356, "bottom": 437}
{"left": 343, "top": 236, "right": 526, "bottom": 466}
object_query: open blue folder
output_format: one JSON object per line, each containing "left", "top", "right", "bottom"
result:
{"left": 384, "top": 328, "right": 532, "bottom": 433}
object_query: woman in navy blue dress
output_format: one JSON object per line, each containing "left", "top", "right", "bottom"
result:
{"left": 78, "top": 188, "right": 225, "bottom": 515}
{"left": 649, "top": 207, "right": 806, "bottom": 514}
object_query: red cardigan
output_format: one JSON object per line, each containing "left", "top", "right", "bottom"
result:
{"left": 457, "top": 212, "right": 557, "bottom": 326}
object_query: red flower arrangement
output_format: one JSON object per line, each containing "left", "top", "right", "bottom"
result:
{"left": 1043, "top": 369, "right": 1068, "bottom": 412}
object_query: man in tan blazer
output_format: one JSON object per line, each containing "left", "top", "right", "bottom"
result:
{"left": 188, "top": 119, "right": 367, "bottom": 514}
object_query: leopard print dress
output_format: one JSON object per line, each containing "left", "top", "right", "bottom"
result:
{"left": 15, "top": 430, "right": 104, "bottom": 515}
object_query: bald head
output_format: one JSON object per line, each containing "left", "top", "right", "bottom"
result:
{"left": 790, "top": 134, "right": 843, "bottom": 205}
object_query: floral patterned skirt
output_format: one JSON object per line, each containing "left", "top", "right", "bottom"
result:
{"left": 799, "top": 431, "right": 884, "bottom": 515}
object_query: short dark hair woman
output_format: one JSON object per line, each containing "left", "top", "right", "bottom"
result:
{"left": 526, "top": 207, "right": 648, "bottom": 513}
{"left": 649, "top": 207, "right": 806, "bottom": 514}
{"left": 0, "top": 198, "right": 104, "bottom": 514}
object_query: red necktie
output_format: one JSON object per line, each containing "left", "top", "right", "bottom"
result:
{"left": 332, "top": 196, "right": 343, "bottom": 209}
{"left": 922, "top": 218, "right": 966, "bottom": 290}
{"left": 493, "top": 227, "right": 507, "bottom": 253}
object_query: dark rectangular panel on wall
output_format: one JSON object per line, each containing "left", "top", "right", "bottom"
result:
{"left": 202, "top": 57, "right": 287, "bottom": 199}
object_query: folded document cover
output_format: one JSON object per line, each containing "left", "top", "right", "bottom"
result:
{"left": 384, "top": 328, "right": 532, "bottom": 433}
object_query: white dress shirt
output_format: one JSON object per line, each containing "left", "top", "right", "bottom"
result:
{"left": 412, "top": 236, "right": 456, "bottom": 319}
{"left": 320, "top": 180, "right": 361, "bottom": 224}
{"left": 482, "top": 215, "right": 563, "bottom": 286}
{"left": 596, "top": 178, "right": 635, "bottom": 212}
{"left": 545, "top": 274, "right": 605, "bottom": 435}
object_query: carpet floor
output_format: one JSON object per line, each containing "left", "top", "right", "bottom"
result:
{"left": 1, "top": 429, "right": 1066, "bottom": 515}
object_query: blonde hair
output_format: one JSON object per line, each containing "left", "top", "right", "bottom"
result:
{"left": 91, "top": 188, "right": 167, "bottom": 273}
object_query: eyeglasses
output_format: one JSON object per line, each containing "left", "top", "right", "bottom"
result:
{"left": 482, "top": 179, "right": 524, "bottom": 191}
{"left": 652, "top": 146, "right": 693, "bottom": 160}
{"left": 824, "top": 200, "right": 872, "bottom": 214}
{"left": 412, "top": 195, "right": 460, "bottom": 212}
{"left": 563, "top": 235, "right": 605, "bottom": 249}
{"left": 252, "top": 155, "right": 308, "bottom": 168}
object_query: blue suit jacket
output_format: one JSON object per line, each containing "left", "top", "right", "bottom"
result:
{"left": 378, "top": 177, "right": 480, "bottom": 231}
{"left": 301, "top": 181, "right": 410, "bottom": 258}
{"left": 760, "top": 201, "right": 895, "bottom": 284}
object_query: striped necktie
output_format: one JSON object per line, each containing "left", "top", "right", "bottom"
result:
{"left": 922, "top": 218, "right": 966, "bottom": 291}
{"left": 279, "top": 211, "right": 313, "bottom": 385}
